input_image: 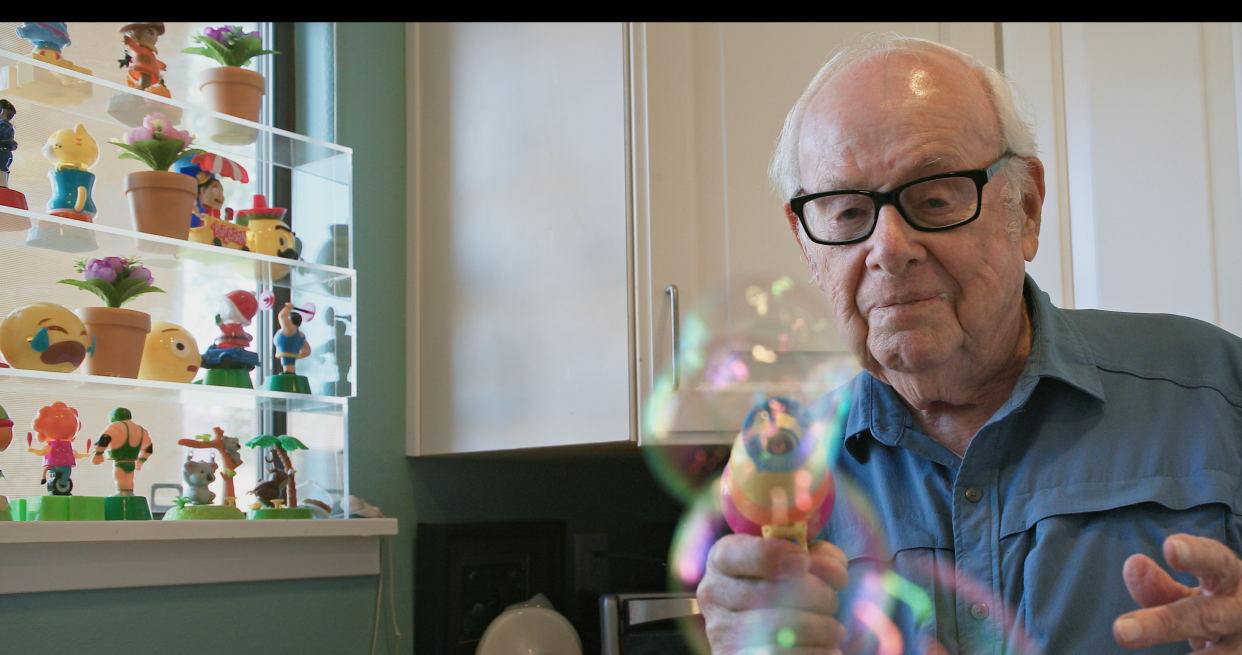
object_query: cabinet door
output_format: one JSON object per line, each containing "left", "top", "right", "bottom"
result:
{"left": 410, "top": 23, "right": 633, "bottom": 455}
{"left": 632, "top": 23, "right": 998, "bottom": 444}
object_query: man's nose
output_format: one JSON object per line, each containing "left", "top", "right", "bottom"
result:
{"left": 864, "top": 204, "right": 926, "bottom": 275}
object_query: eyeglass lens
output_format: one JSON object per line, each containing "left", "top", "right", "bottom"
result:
{"left": 803, "top": 176, "right": 980, "bottom": 243}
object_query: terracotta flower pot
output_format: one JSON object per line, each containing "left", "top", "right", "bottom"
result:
{"left": 76, "top": 307, "right": 151, "bottom": 378}
{"left": 124, "top": 171, "right": 197, "bottom": 240}
{"left": 200, "top": 66, "right": 264, "bottom": 146}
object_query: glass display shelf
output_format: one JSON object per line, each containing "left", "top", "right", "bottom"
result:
{"left": 0, "top": 366, "right": 346, "bottom": 416}
{"left": 0, "top": 45, "right": 350, "bottom": 181}
{"left": 0, "top": 207, "right": 355, "bottom": 292}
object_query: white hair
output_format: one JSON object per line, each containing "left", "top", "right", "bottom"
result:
{"left": 769, "top": 32, "right": 1038, "bottom": 232}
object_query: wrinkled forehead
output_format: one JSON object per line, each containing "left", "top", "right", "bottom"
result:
{"left": 798, "top": 50, "right": 1000, "bottom": 189}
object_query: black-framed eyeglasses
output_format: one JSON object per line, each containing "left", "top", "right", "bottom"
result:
{"left": 789, "top": 153, "right": 1014, "bottom": 245}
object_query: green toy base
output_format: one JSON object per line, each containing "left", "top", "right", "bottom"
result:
{"left": 0, "top": 495, "right": 10, "bottom": 521}
{"left": 203, "top": 368, "right": 254, "bottom": 389}
{"left": 248, "top": 507, "right": 313, "bottom": 520}
{"left": 263, "top": 373, "right": 312, "bottom": 394}
{"left": 104, "top": 495, "right": 152, "bottom": 520}
{"left": 15, "top": 495, "right": 106, "bottom": 521}
{"left": 163, "top": 504, "right": 246, "bottom": 520}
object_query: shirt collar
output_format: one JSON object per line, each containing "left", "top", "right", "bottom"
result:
{"left": 842, "top": 275, "right": 1105, "bottom": 462}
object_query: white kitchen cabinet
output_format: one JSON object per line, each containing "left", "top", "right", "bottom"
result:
{"left": 1003, "top": 23, "right": 1242, "bottom": 335}
{"left": 408, "top": 22, "right": 999, "bottom": 455}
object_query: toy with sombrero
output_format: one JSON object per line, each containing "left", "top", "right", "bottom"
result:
{"left": 106, "top": 22, "right": 184, "bottom": 128}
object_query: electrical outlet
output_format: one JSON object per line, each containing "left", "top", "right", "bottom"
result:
{"left": 573, "top": 532, "right": 609, "bottom": 594}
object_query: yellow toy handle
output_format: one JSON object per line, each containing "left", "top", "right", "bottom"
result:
{"left": 73, "top": 186, "right": 86, "bottom": 213}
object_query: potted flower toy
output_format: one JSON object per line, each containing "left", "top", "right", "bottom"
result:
{"left": 182, "top": 26, "right": 278, "bottom": 146}
{"left": 111, "top": 113, "right": 204, "bottom": 240}
{"left": 58, "top": 256, "right": 164, "bottom": 378}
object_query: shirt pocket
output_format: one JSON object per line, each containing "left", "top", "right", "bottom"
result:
{"left": 999, "top": 475, "right": 1237, "bottom": 655}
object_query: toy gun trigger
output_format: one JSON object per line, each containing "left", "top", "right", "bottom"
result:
{"left": 74, "top": 186, "right": 86, "bottom": 213}
{"left": 87, "top": 334, "right": 96, "bottom": 358}
{"left": 30, "top": 326, "right": 49, "bottom": 352}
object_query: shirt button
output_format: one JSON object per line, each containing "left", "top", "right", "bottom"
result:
{"left": 970, "top": 603, "right": 989, "bottom": 620}
{"left": 965, "top": 487, "right": 983, "bottom": 503}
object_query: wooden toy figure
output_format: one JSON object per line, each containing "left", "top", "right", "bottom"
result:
{"left": 719, "top": 398, "right": 834, "bottom": 550}
{"left": 26, "top": 401, "right": 91, "bottom": 496}
{"left": 0, "top": 98, "right": 30, "bottom": 228}
{"left": 264, "top": 301, "right": 313, "bottom": 394}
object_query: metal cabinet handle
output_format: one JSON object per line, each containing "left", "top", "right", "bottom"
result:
{"left": 666, "top": 284, "right": 679, "bottom": 391}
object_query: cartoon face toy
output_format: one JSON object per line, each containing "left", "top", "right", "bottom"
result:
{"left": 0, "top": 302, "right": 93, "bottom": 373}
{"left": 0, "top": 404, "right": 13, "bottom": 452}
{"left": 138, "top": 321, "right": 201, "bottom": 383}
{"left": 199, "top": 179, "right": 225, "bottom": 213}
{"left": 43, "top": 124, "right": 98, "bottom": 171}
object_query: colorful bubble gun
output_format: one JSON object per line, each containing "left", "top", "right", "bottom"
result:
{"left": 719, "top": 398, "right": 834, "bottom": 549}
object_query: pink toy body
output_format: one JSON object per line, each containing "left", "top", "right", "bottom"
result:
{"left": 720, "top": 398, "right": 834, "bottom": 549}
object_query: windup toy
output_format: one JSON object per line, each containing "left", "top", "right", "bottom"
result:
{"left": 1, "top": 23, "right": 92, "bottom": 108}
{"left": 0, "top": 98, "right": 30, "bottom": 231}
{"left": 137, "top": 321, "right": 201, "bottom": 383}
{"left": 265, "top": 301, "right": 314, "bottom": 394}
{"left": 235, "top": 194, "right": 301, "bottom": 279}
{"left": 719, "top": 398, "right": 834, "bottom": 549}
{"left": 0, "top": 404, "right": 12, "bottom": 520}
{"left": 91, "top": 408, "right": 153, "bottom": 520}
{"left": 200, "top": 290, "right": 261, "bottom": 388}
{"left": 0, "top": 301, "right": 94, "bottom": 373}
{"left": 246, "top": 434, "right": 311, "bottom": 519}
{"left": 26, "top": 401, "right": 90, "bottom": 496}
{"left": 106, "top": 22, "right": 181, "bottom": 127}
{"left": 27, "top": 124, "right": 99, "bottom": 252}
{"left": 177, "top": 427, "right": 243, "bottom": 507}
{"left": 162, "top": 435, "right": 245, "bottom": 520}
{"left": 175, "top": 153, "right": 250, "bottom": 249}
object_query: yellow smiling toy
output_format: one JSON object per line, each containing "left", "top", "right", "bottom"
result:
{"left": 137, "top": 321, "right": 201, "bottom": 383}
{"left": 0, "top": 302, "right": 94, "bottom": 373}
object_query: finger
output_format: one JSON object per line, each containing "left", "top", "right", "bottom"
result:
{"left": 1164, "top": 534, "right": 1242, "bottom": 595}
{"left": 699, "top": 567, "right": 841, "bottom": 615}
{"left": 1192, "top": 631, "right": 1242, "bottom": 653}
{"left": 1114, "top": 594, "right": 1242, "bottom": 648}
{"left": 1123, "top": 553, "right": 1197, "bottom": 608}
{"left": 809, "top": 540, "right": 850, "bottom": 591}
{"left": 709, "top": 534, "right": 813, "bottom": 580}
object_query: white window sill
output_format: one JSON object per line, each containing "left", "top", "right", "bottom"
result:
{"left": 0, "top": 518, "right": 399, "bottom": 595}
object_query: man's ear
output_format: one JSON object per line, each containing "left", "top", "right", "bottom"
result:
{"left": 1021, "top": 156, "right": 1046, "bottom": 263}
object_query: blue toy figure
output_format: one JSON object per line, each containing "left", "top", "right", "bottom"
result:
{"left": 42, "top": 124, "right": 97, "bottom": 222}
{"left": 0, "top": 99, "right": 17, "bottom": 176}
{"left": 15, "top": 23, "right": 71, "bottom": 64}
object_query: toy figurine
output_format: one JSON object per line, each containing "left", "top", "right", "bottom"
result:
{"left": 175, "top": 153, "right": 250, "bottom": 249}
{"left": 1, "top": 24, "right": 91, "bottom": 109}
{"left": 119, "top": 23, "right": 168, "bottom": 96}
{"left": 0, "top": 98, "right": 29, "bottom": 230}
{"left": 137, "top": 321, "right": 201, "bottom": 383}
{"left": 26, "top": 401, "right": 91, "bottom": 496}
{"left": 43, "top": 124, "right": 97, "bottom": 222}
{"left": 245, "top": 434, "right": 311, "bottom": 519}
{"left": 177, "top": 427, "right": 243, "bottom": 506}
{"left": 90, "top": 408, "right": 153, "bottom": 520}
{"left": 719, "top": 398, "right": 834, "bottom": 549}
{"left": 236, "top": 195, "right": 299, "bottom": 259}
{"left": 182, "top": 454, "right": 217, "bottom": 505}
{"left": 27, "top": 124, "right": 100, "bottom": 253}
{"left": 265, "top": 302, "right": 314, "bottom": 394}
{"left": 0, "top": 301, "right": 94, "bottom": 373}
{"left": 104, "top": 23, "right": 182, "bottom": 128}
{"left": 200, "top": 290, "right": 261, "bottom": 388}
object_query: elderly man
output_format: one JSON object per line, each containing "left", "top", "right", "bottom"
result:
{"left": 697, "top": 34, "right": 1242, "bottom": 654}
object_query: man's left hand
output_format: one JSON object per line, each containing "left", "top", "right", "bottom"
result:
{"left": 1114, "top": 534, "right": 1242, "bottom": 651}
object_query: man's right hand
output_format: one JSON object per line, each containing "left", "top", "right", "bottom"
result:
{"left": 697, "top": 534, "right": 850, "bottom": 654}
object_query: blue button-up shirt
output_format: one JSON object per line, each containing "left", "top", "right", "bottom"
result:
{"left": 813, "top": 276, "right": 1242, "bottom": 654}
